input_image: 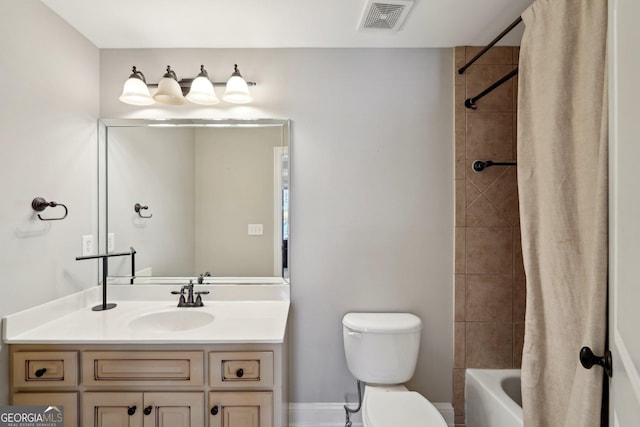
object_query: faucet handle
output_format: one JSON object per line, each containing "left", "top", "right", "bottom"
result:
{"left": 195, "top": 290, "right": 210, "bottom": 295}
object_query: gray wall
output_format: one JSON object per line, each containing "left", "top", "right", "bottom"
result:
{"left": 0, "top": 1, "right": 99, "bottom": 405}
{"left": 101, "top": 48, "right": 454, "bottom": 403}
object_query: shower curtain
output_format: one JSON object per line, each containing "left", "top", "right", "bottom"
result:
{"left": 517, "top": 0, "right": 608, "bottom": 426}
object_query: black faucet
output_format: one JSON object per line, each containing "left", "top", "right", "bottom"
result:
{"left": 197, "top": 271, "right": 211, "bottom": 284}
{"left": 172, "top": 280, "right": 210, "bottom": 307}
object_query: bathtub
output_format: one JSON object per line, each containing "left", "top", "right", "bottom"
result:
{"left": 465, "top": 369, "right": 523, "bottom": 427}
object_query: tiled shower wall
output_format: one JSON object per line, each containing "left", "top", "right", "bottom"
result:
{"left": 453, "top": 46, "right": 525, "bottom": 426}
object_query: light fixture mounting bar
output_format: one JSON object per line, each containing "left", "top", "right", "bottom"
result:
{"left": 146, "top": 80, "right": 256, "bottom": 88}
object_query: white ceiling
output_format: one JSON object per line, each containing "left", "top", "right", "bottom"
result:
{"left": 40, "top": 0, "right": 532, "bottom": 49}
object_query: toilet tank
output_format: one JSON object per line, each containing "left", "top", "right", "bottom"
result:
{"left": 342, "top": 312, "right": 422, "bottom": 385}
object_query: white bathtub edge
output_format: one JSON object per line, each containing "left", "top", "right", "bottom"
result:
{"left": 465, "top": 369, "right": 523, "bottom": 427}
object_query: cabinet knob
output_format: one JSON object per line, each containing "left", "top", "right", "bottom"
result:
{"left": 236, "top": 368, "right": 244, "bottom": 378}
{"left": 127, "top": 406, "right": 137, "bottom": 416}
{"left": 211, "top": 405, "right": 219, "bottom": 416}
{"left": 143, "top": 405, "right": 153, "bottom": 415}
{"left": 34, "top": 368, "right": 47, "bottom": 377}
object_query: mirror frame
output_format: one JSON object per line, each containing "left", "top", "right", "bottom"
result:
{"left": 98, "top": 118, "right": 290, "bottom": 285}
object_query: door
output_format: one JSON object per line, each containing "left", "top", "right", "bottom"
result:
{"left": 82, "top": 392, "right": 143, "bottom": 427}
{"left": 209, "top": 392, "right": 272, "bottom": 427}
{"left": 608, "top": 0, "right": 640, "bottom": 424}
{"left": 143, "top": 392, "right": 204, "bottom": 427}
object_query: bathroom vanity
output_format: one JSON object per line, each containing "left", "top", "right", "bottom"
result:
{"left": 3, "top": 284, "right": 290, "bottom": 427}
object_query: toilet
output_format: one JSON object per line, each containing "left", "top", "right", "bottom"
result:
{"left": 342, "top": 312, "right": 447, "bottom": 427}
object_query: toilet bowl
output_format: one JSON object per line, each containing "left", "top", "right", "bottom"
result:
{"left": 343, "top": 313, "right": 447, "bottom": 427}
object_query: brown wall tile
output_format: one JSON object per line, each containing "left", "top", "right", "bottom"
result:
{"left": 465, "top": 65, "right": 514, "bottom": 112}
{"left": 453, "top": 368, "right": 465, "bottom": 416}
{"left": 455, "top": 322, "right": 466, "bottom": 368}
{"left": 466, "top": 112, "right": 514, "bottom": 162}
{"left": 465, "top": 46, "right": 513, "bottom": 65}
{"left": 466, "top": 321, "right": 513, "bottom": 368}
{"left": 456, "top": 130, "right": 466, "bottom": 180}
{"left": 453, "top": 45, "right": 525, "bottom": 412}
{"left": 456, "top": 179, "right": 466, "bottom": 226}
{"left": 465, "top": 275, "right": 513, "bottom": 321}
{"left": 455, "top": 227, "right": 466, "bottom": 274}
{"left": 513, "top": 226, "right": 525, "bottom": 277}
{"left": 466, "top": 194, "right": 511, "bottom": 227}
{"left": 513, "top": 274, "right": 526, "bottom": 322}
{"left": 465, "top": 227, "right": 513, "bottom": 274}
{"left": 455, "top": 275, "right": 466, "bottom": 321}
{"left": 513, "top": 322, "right": 525, "bottom": 368}
{"left": 483, "top": 166, "right": 520, "bottom": 226}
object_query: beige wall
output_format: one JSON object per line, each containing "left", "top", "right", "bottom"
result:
{"left": 107, "top": 127, "right": 196, "bottom": 276}
{"left": 194, "top": 127, "right": 281, "bottom": 276}
{"left": 453, "top": 46, "right": 525, "bottom": 426}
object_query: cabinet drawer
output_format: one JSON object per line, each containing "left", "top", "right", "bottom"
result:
{"left": 13, "top": 352, "right": 78, "bottom": 388}
{"left": 82, "top": 351, "right": 204, "bottom": 386}
{"left": 209, "top": 352, "right": 273, "bottom": 388}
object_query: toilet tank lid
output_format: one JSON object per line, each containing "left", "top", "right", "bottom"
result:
{"left": 343, "top": 313, "right": 422, "bottom": 333}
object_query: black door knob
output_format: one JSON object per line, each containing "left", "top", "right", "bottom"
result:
{"left": 211, "top": 405, "right": 219, "bottom": 415}
{"left": 127, "top": 406, "right": 137, "bottom": 416}
{"left": 34, "top": 368, "right": 47, "bottom": 377}
{"left": 579, "top": 346, "right": 612, "bottom": 378}
{"left": 236, "top": 368, "right": 244, "bottom": 378}
{"left": 143, "top": 405, "right": 153, "bottom": 415}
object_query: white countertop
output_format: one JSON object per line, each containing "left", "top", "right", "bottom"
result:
{"left": 3, "top": 284, "right": 290, "bottom": 344}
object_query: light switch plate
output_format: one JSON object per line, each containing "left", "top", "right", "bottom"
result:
{"left": 248, "top": 224, "right": 264, "bottom": 236}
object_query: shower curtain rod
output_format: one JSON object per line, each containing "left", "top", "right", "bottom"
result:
{"left": 465, "top": 67, "right": 519, "bottom": 109}
{"left": 457, "top": 16, "right": 523, "bottom": 74}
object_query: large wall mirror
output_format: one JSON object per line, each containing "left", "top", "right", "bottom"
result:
{"left": 98, "top": 118, "right": 290, "bottom": 284}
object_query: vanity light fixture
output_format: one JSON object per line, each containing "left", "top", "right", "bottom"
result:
{"left": 153, "top": 65, "right": 187, "bottom": 105}
{"left": 119, "top": 64, "right": 256, "bottom": 106}
{"left": 118, "top": 66, "right": 154, "bottom": 106}
{"left": 223, "top": 64, "right": 253, "bottom": 104}
{"left": 186, "top": 65, "right": 219, "bottom": 105}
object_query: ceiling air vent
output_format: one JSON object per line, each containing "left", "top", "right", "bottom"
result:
{"left": 359, "top": 0, "right": 415, "bottom": 31}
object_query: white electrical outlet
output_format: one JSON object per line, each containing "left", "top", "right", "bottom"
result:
{"left": 248, "top": 224, "right": 264, "bottom": 236}
{"left": 107, "top": 233, "right": 115, "bottom": 253}
{"left": 82, "top": 235, "right": 95, "bottom": 256}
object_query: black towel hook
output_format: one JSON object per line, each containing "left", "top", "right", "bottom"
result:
{"left": 31, "top": 197, "right": 68, "bottom": 221}
{"left": 134, "top": 203, "right": 152, "bottom": 218}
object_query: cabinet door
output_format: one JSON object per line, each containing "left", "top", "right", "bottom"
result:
{"left": 143, "top": 392, "right": 204, "bottom": 427}
{"left": 12, "top": 392, "right": 77, "bottom": 427}
{"left": 209, "top": 392, "right": 272, "bottom": 427}
{"left": 83, "top": 392, "right": 143, "bottom": 427}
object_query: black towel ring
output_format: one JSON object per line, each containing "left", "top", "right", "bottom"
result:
{"left": 31, "top": 197, "right": 68, "bottom": 221}
{"left": 134, "top": 203, "right": 152, "bottom": 218}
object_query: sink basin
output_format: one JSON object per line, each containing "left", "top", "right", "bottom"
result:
{"left": 128, "top": 310, "right": 214, "bottom": 332}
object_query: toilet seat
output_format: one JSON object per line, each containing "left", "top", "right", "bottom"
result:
{"left": 364, "top": 391, "right": 447, "bottom": 427}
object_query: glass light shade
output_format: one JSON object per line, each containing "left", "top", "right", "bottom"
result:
{"left": 153, "top": 77, "right": 187, "bottom": 105}
{"left": 186, "top": 76, "right": 219, "bottom": 105}
{"left": 119, "top": 77, "right": 154, "bottom": 105}
{"left": 223, "top": 75, "right": 253, "bottom": 104}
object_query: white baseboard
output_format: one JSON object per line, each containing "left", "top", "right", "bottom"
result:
{"left": 289, "top": 402, "right": 454, "bottom": 427}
